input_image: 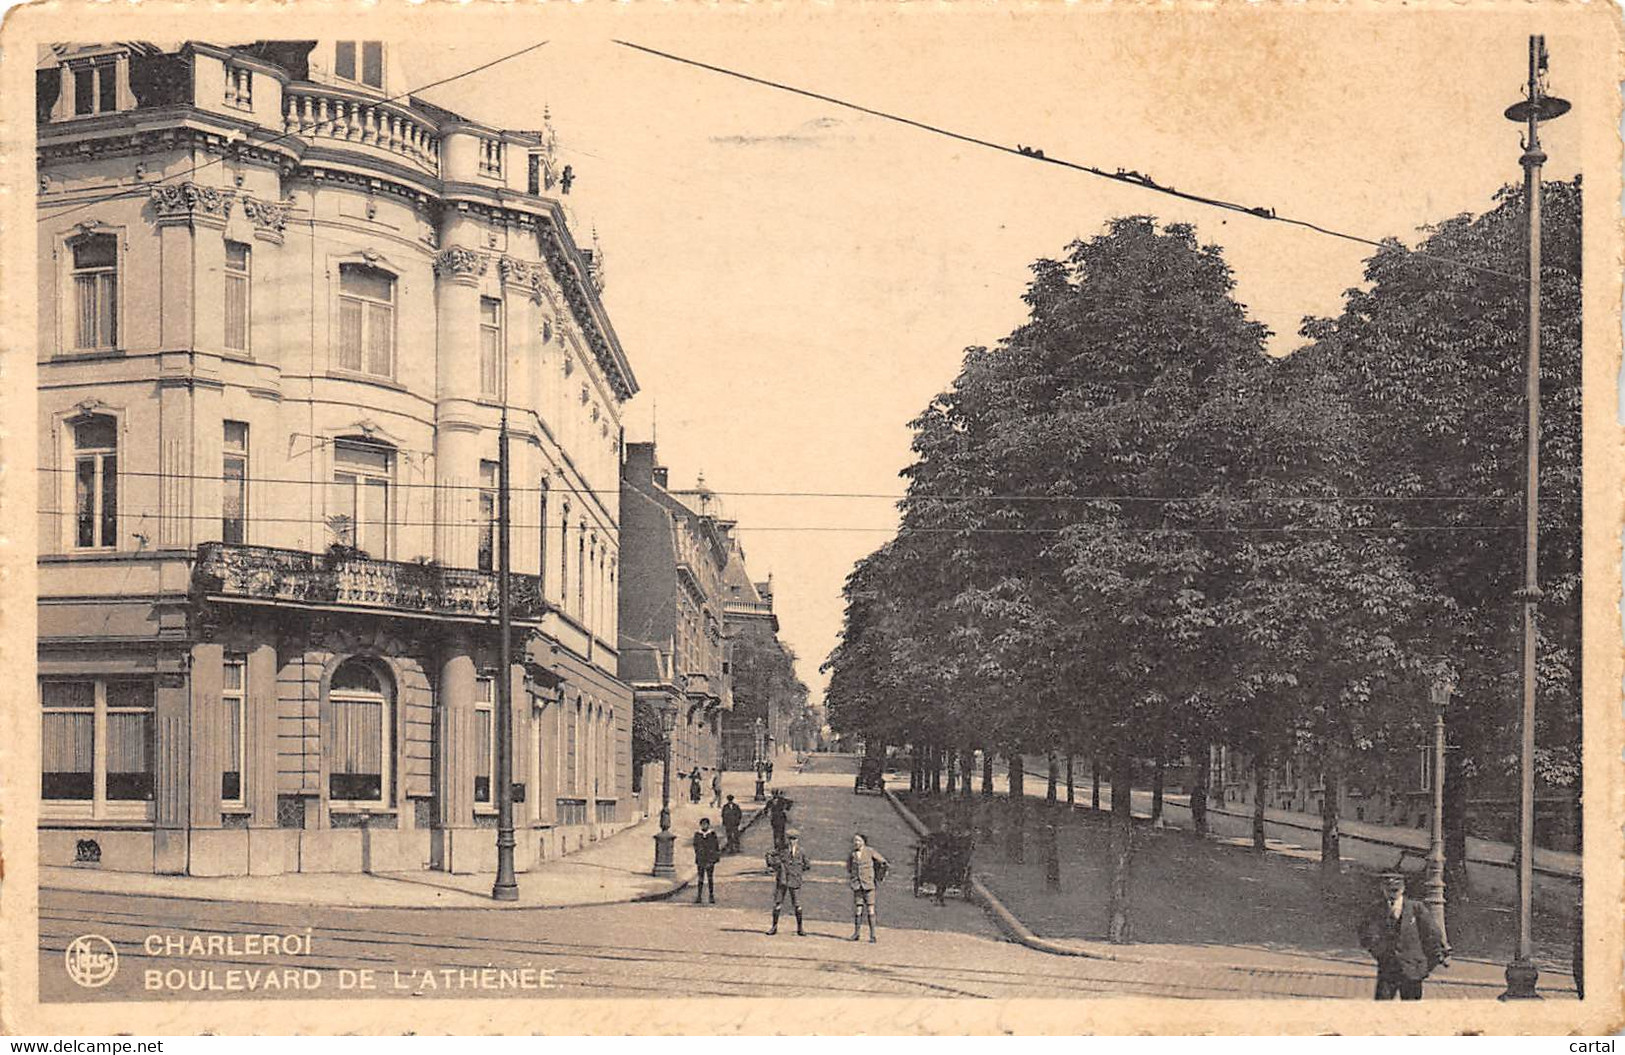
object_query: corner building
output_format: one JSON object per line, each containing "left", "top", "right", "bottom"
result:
{"left": 35, "top": 41, "right": 637, "bottom": 876}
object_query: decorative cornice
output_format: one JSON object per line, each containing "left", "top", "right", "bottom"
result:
{"left": 537, "top": 221, "right": 634, "bottom": 402}
{"left": 149, "top": 181, "right": 234, "bottom": 226}
{"left": 433, "top": 246, "right": 489, "bottom": 282}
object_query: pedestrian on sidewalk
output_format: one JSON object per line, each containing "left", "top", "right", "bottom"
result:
{"left": 846, "top": 833, "right": 889, "bottom": 943}
{"left": 692, "top": 818, "right": 721, "bottom": 904}
{"left": 765, "top": 829, "right": 812, "bottom": 936}
{"left": 689, "top": 768, "right": 703, "bottom": 805}
{"left": 721, "top": 795, "right": 744, "bottom": 854}
{"left": 1357, "top": 871, "right": 1447, "bottom": 1000}
{"left": 711, "top": 769, "right": 724, "bottom": 808}
{"left": 767, "top": 789, "right": 795, "bottom": 850}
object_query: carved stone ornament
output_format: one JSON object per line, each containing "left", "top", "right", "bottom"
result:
{"left": 433, "top": 246, "right": 489, "bottom": 280}
{"left": 498, "top": 256, "right": 548, "bottom": 303}
{"left": 149, "top": 181, "right": 234, "bottom": 224}
{"left": 240, "top": 196, "right": 292, "bottom": 234}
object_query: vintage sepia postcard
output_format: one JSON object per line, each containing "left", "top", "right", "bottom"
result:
{"left": 0, "top": 0, "right": 1621, "bottom": 1037}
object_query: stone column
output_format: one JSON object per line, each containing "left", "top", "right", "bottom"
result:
{"left": 435, "top": 627, "right": 477, "bottom": 872}
{"left": 433, "top": 245, "right": 486, "bottom": 571}
{"left": 152, "top": 665, "right": 192, "bottom": 874}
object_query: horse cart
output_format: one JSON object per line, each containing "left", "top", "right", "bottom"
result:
{"left": 912, "top": 830, "right": 974, "bottom": 903}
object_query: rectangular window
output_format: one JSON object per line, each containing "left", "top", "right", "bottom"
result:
{"left": 336, "top": 264, "right": 395, "bottom": 378}
{"left": 330, "top": 441, "right": 392, "bottom": 557}
{"left": 224, "top": 241, "right": 250, "bottom": 353}
{"left": 72, "top": 414, "right": 117, "bottom": 549}
{"left": 104, "top": 679, "right": 155, "bottom": 801}
{"left": 71, "top": 234, "right": 118, "bottom": 351}
{"left": 478, "top": 460, "right": 498, "bottom": 573}
{"left": 223, "top": 421, "right": 249, "bottom": 544}
{"left": 98, "top": 65, "right": 116, "bottom": 112}
{"left": 474, "top": 676, "right": 494, "bottom": 804}
{"left": 361, "top": 42, "right": 384, "bottom": 89}
{"left": 479, "top": 297, "right": 502, "bottom": 397}
{"left": 528, "top": 153, "right": 542, "bottom": 196}
{"left": 74, "top": 67, "right": 94, "bottom": 115}
{"left": 41, "top": 680, "right": 94, "bottom": 801}
{"left": 537, "top": 483, "right": 549, "bottom": 595}
{"left": 222, "top": 656, "right": 247, "bottom": 805}
{"left": 334, "top": 41, "right": 357, "bottom": 82}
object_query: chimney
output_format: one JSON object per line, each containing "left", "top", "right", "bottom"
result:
{"left": 652, "top": 466, "right": 669, "bottom": 489}
{"left": 624, "top": 441, "right": 657, "bottom": 483}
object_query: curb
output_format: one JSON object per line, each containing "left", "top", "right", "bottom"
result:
{"left": 879, "top": 788, "right": 1569, "bottom": 992}
{"left": 42, "top": 805, "right": 771, "bottom": 912}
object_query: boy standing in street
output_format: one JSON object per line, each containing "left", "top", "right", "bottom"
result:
{"left": 847, "top": 832, "right": 889, "bottom": 943}
{"left": 765, "top": 829, "right": 812, "bottom": 936}
{"left": 692, "top": 818, "right": 721, "bottom": 904}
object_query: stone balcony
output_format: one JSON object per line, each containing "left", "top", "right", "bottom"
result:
{"left": 193, "top": 542, "right": 545, "bottom": 623}
{"left": 282, "top": 83, "right": 442, "bottom": 178}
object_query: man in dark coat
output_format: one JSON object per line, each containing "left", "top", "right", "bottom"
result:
{"left": 765, "top": 829, "right": 812, "bottom": 935}
{"left": 1358, "top": 871, "right": 1448, "bottom": 999}
{"left": 692, "top": 818, "right": 721, "bottom": 904}
{"left": 767, "top": 789, "right": 794, "bottom": 850}
{"left": 720, "top": 795, "right": 744, "bottom": 854}
{"left": 688, "top": 768, "right": 703, "bottom": 804}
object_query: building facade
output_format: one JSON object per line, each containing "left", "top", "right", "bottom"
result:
{"left": 719, "top": 543, "right": 802, "bottom": 770}
{"left": 618, "top": 444, "right": 730, "bottom": 782}
{"left": 35, "top": 40, "right": 636, "bottom": 876}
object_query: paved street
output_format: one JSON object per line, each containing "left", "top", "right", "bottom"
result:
{"left": 38, "top": 756, "right": 1555, "bottom": 1002}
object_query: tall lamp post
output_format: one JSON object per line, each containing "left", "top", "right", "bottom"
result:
{"left": 1500, "top": 33, "right": 1569, "bottom": 1000}
{"left": 1426, "top": 677, "right": 1453, "bottom": 957}
{"left": 652, "top": 699, "right": 677, "bottom": 877}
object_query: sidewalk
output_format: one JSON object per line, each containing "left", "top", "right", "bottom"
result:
{"left": 990, "top": 761, "right": 1580, "bottom": 879}
{"left": 887, "top": 787, "right": 1579, "bottom": 999}
{"left": 42, "top": 772, "right": 763, "bottom": 910}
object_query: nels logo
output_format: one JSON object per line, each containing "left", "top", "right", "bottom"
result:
{"left": 64, "top": 934, "right": 119, "bottom": 988}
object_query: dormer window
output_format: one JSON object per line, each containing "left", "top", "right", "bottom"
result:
{"left": 334, "top": 41, "right": 384, "bottom": 90}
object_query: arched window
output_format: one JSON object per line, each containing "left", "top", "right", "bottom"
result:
{"left": 70, "top": 414, "right": 117, "bottom": 549}
{"left": 328, "top": 658, "right": 391, "bottom": 805}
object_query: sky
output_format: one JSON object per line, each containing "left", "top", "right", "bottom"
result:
{"left": 402, "top": 10, "right": 1587, "bottom": 711}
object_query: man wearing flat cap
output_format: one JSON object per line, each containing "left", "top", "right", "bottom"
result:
{"left": 765, "top": 829, "right": 812, "bottom": 936}
{"left": 1358, "top": 870, "right": 1448, "bottom": 999}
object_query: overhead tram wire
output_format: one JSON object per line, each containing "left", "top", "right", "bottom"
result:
{"left": 612, "top": 40, "right": 1525, "bottom": 285}
{"left": 38, "top": 40, "right": 552, "bottom": 226}
{"left": 32, "top": 464, "right": 1525, "bottom": 504}
{"left": 35, "top": 510, "right": 1518, "bottom": 535}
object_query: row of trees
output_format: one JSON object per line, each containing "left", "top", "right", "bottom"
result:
{"left": 823, "top": 181, "right": 1581, "bottom": 942}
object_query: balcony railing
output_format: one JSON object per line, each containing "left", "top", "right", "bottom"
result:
{"left": 725, "top": 599, "right": 775, "bottom": 616}
{"left": 282, "top": 84, "right": 441, "bottom": 177}
{"left": 193, "top": 542, "right": 543, "bottom": 621}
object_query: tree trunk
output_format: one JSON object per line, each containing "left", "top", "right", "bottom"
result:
{"left": 911, "top": 750, "right": 922, "bottom": 793}
{"left": 1252, "top": 749, "right": 1268, "bottom": 853}
{"left": 981, "top": 749, "right": 994, "bottom": 796}
{"left": 1191, "top": 743, "right": 1210, "bottom": 836}
{"left": 1107, "top": 750, "right": 1134, "bottom": 943}
{"left": 1066, "top": 754, "right": 1075, "bottom": 807}
{"left": 961, "top": 748, "right": 974, "bottom": 798}
{"left": 930, "top": 745, "right": 942, "bottom": 795}
{"left": 1442, "top": 718, "right": 1471, "bottom": 901}
{"left": 1320, "top": 752, "right": 1342, "bottom": 884}
{"left": 1005, "top": 751, "right": 1025, "bottom": 862}
{"left": 1151, "top": 756, "right": 1165, "bottom": 825}
{"left": 1044, "top": 817, "right": 1061, "bottom": 890}
{"left": 1046, "top": 751, "right": 1059, "bottom": 806}
{"left": 1091, "top": 757, "right": 1101, "bottom": 812}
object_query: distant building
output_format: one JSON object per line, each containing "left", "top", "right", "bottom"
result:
{"left": 618, "top": 444, "right": 730, "bottom": 785}
{"left": 35, "top": 40, "right": 635, "bottom": 876}
{"left": 720, "top": 543, "right": 803, "bottom": 769}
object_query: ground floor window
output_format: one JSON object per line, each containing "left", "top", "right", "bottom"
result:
{"left": 40, "top": 677, "right": 154, "bottom": 817}
{"left": 328, "top": 658, "right": 392, "bottom": 805}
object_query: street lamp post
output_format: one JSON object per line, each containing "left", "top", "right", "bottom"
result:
{"left": 1500, "top": 33, "right": 1569, "bottom": 1001}
{"left": 492, "top": 407, "right": 518, "bottom": 901}
{"left": 652, "top": 699, "right": 677, "bottom": 877}
{"left": 1426, "top": 678, "right": 1453, "bottom": 956}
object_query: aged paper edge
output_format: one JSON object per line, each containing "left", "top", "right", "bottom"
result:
{"left": 0, "top": 0, "right": 1620, "bottom": 1036}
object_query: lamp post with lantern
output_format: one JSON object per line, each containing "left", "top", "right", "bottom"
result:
{"left": 1426, "top": 676, "right": 1453, "bottom": 957}
{"left": 1499, "top": 33, "right": 1568, "bottom": 1001}
{"left": 652, "top": 697, "right": 678, "bottom": 877}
